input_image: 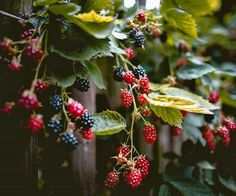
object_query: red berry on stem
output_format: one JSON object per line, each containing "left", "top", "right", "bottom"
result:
{"left": 8, "top": 56, "right": 22, "bottom": 71}
{"left": 27, "top": 114, "right": 43, "bottom": 133}
{"left": 218, "top": 127, "right": 230, "bottom": 138}
{"left": 207, "top": 140, "right": 216, "bottom": 151}
{"left": 117, "top": 144, "right": 130, "bottom": 157}
{"left": 136, "top": 156, "right": 149, "bottom": 179}
{"left": 138, "top": 94, "right": 147, "bottom": 105}
{"left": 123, "top": 71, "right": 136, "bottom": 84}
{"left": 136, "top": 12, "right": 146, "bottom": 22}
{"left": 0, "top": 102, "right": 15, "bottom": 114}
{"left": 126, "top": 170, "right": 142, "bottom": 189}
{"left": 139, "top": 76, "right": 150, "bottom": 89}
{"left": 141, "top": 107, "right": 152, "bottom": 117}
{"left": 120, "top": 89, "right": 133, "bottom": 108}
{"left": 209, "top": 90, "right": 219, "bottom": 104}
{"left": 81, "top": 128, "right": 94, "bottom": 140}
{"left": 18, "top": 90, "right": 40, "bottom": 110}
{"left": 67, "top": 98, "right": 84, "bottom": 118}
{"left": 125, "top": 48, "right": 134, "bottom": 59}
{"left": 34, "top": 79, "right": 48, "bottom": 92}
{"left": 203, "top": 127, "right": 215, "bottom": 141}
{"left": 223, "top": 118, "right": 236, "bottom": 132}
{"left": 172, "top": 127, "right": 182, "bottom": 136}
{"left": 24, "top": 38, "right": 43, "bottom": 62}
{"left": 104, "top": 171, "right": 119, "bottom": 189}
{"left": 143, "top": 124, "right": 157, "bottom": 144}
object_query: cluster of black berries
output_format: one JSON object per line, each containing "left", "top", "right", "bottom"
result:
{"left": 129, "top": 28, "right": 145, "bottom": 47}
{"left": 60, "top": 132, "right": 79, "bottom": 150}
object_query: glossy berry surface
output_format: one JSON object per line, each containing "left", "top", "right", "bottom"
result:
{"left": 34, "top": 79, "right": 48, "bottom": 92}
{"left": 61, "top": 132, "right": 78, "bottom": 150}
{"left": 134, "top": 31, "right": 145, "bottom": 47}
{"left": 18, "top": 90, "right": 40, "bottom": 110}
{"left": 47, "top": 118, "right": 62, "bottom": 134}
{"left": 223, "top": 118, "right": 236, "bottom": 132}
{"left": 8, "top": 56, "right": 22, "bottom": 71}
{"left": 49, "top": 95, "right": 63, "bottom": 111}
{"left": 209, "top": 90, "right": 219, "bottom": 104}
{"left": 136, "top": 12, "right": 146, "bottom": 22}
{"left": 143, "top": 124, "right": 157, "bottom": 144}
{"left": 113, "top": 67, "right": 124, "bottom": 82}
{"left": 129, "top": 28, "right": 139, "bottom": 39}
{"left": 19, "top": 28, "right": 35, "bottom": 40}
{"left": 81, "top": 128, "right": 93, "bottom": 140}
{"left": 104, "top": 171, "right": 119, "bottom": 190}
{"left": 123, "top": 71, "right": 136, "bottom": 84}
{"left": 117, "top": 145, "right": 130, "bottom": 157}
{"left": 67, "top": 98, "right": 84, "bottom": 118}
{"left": 0, "top": 102, "right": 14, "bottom": 114}
{"left": 172, "top": 127, "right": 182, "bottom": 136}
{"left": 125, "top": 48, "right": 134, "bottom": 59}
{"left": 137, "top": 94, "right": 147, "bottom": 105}
{"left": 120, "top": 89, "right": 133, "bottom": 108}
{"left": 139, "top": 76, "right": 150, "bottom": 90}
{"left": 133, "top": 65, "right": 146, "bottom": 79}
{"left": 27, "top": 114, "right": 43, "bottom": 133}
{"left": 136, "top": 156, "right": 149, "bottom": 179}
{"left": 77, "top": 111, "right": 94, "bottom": 129}
{"left": 126, "top": 170, "right": 142, "bottom": 189}
{"left": 24, "top": 39, "right": 43, "bottom": 62}
{"left": 75, "top": 78, "right": 90, "bottom": 92}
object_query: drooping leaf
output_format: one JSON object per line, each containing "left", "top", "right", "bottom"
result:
{"left": 160, "top": 87, "right": 217, "bottom": 111}
{"left": 112, "top": 31, "right": 128, "bottom": 40}
{"left": 196, "top": 161, "right": 216, "bottom": 170}
{"left": 82, "top": 61, "right": 106, "bottom": 89}
{"left": 220, "top": 90, "right": 236, "bottom": 108}
{"left": 149, "top": 104, "right": 183, "bottom": 128}
{"left": 159, "top": 184, "right": 172, "bottom": 196}
{"left": 48, "top": 3, "right": 81, "bottom": 16}
{"left": 92, "top": 110, "right": 126, "bottom": 135}
{"left": 164, "top": 8, "right": 197, "bottom": 38}
{"left": 218, "top": 175, "right": 236, "bottom": 193}
{"left": 74, "top": 10, "right": 113, "bottom": 23}
{"left": 82, "top": 0, "right": 114, "bottom": 14}
{"left": 169, "top": 179, "right": 215, "bottom": 196}
{"left": 215, "top": 62, "right": 236, "bottom": 77}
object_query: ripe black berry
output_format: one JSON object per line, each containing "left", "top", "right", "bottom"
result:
{"left": 17, "top": 13, "right": 30, "bottom": 20}
{"left": 61, "top": 132, "right": 78, "bottom": 150}
{"left": 134, "top": 31, "right": 145, "bottom": 47}
{"left": 113, "top": 67, "right": 124, "bottom": 82}
{"left": 49, "top": 95, "right": 63, "bottom": 111}
{"left": 129, "top": 28, "right": 139, "bottom": 39}
{"left": 133, "top": 65, "right": 146, "bottom": 79}
{"left": 47, "top": 118, "right": 63, "bottom": 134}
{"left": 76, "top": 111, "right": 94, "bottom": 129}
{"left": 75, "top": 78, "right": 90, "bottom": 92}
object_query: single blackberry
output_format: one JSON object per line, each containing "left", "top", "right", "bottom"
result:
{"left": 47, "top": 118, "right": 63, "bottom": 134}
{"left": 61, "top": 132, "right": 78, "bottom": 150}
{"left": 76, "top": 111, "right": 94, "bottom": 129}
{"left": 133, "top": 65, "right": 146, "bottom": 79}
{"left": 160, "top": 31, "right": 167, "bottom": 43}
{"left": 129, "top": 28, "right": 139, "bottom": 39}
{"left": 17, "top": 13, "right": 30, "bottom": 20}
{"left": 113, "top": 67, "right": 124, "bottom": 82}
{"left": 75, "top": 78, "right": 90, "bottom": 92}
{"left": 204, "top": 113, "right": 215, "bottom": 123}
{"left": 134, "top": 31, "right": 145, "bottom": 47}
{"left": 49, "top": 95, "right": 63, "bottom": 111}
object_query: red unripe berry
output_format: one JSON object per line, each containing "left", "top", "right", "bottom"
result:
{"left": 120, "top": 89, "right": 133, "bottom": 108}
{"left": 139, "top": 76, "right": 150, "bottom": 89}
{"left": 172, "top": 127, "right": 182, "bottom": 136}
{"left": 81, "top": 128, "right": 93, "bottom": 140}
{"left": 117, "top": 145, "right": 130, "bottom": 157}
{"left": 138, "top": 94, "right": 147, "bottom": 105}
{"left": 209, "top": 91, "right": 219, "bottom": 104}
{"left": 8, "top": 56, "right": 23, "bottom": 71}
{"left": 143, "top": 124, "right": 157, "bottom": 144}
{"left": 34, "top": 79, "right": 48, "bottom": 92}
{"left": 136, "top": 156, "right": 149, "bottom": 179}
{"left": 0, "top": 102, "right": 15, "bottom": 114}
{"left": 136, "top": 12, "right": 146, "bottom": 22}
{"left": 123, "top": 71, "right": 136, "bottom": 84}
{"left": 18, "top": 90, "right": 40, "bottom": 110}
{"left": 125, "top": 48, "right": 134, "bottom": 59}
{"left": 177, "top": 40, "right": 189, "bottom": 53}
{"left": 24, "top": 38, "right": 43, "bottom": 62}
{"left": 0, "top": 37, "right": 15, "bottom": 53}
{"left": 223, "top": 118, "right": 236, "bottom": 132}
{"left": 218, "top": 127, "right": 230, "bottom": 138}
{"left": 141, "top": 108, "right": 152, "bottom": 117}
{"left": 207, "top": 140, "right": 216, "bottom": 151}
{"left": 181, "top": 110, "right": 189, "bottom": 117}
{"left": 104, "top": 171, "right": 119, "bottom": 189}
{"left": 126, "top": 170, "right": 142, "bottom": 189}
{"left": 67, "top": 98, "right": 84, "bottom": 118}
{"left": 203, "top": 127, "right": 214, "bottom": 141}
{"left": 221, "top": 137, "right": 231, "bottom": 146}
{"left": 19, "top": 28, "right": 35, "bottom": 40}
{"left": 27, "top": 114, "right": 43, "bottom": 133}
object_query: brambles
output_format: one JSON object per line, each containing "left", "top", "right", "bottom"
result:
{"left": 143, "top": 124, "right": 157, "bottom": 144}
{"left": 49, "top": 95, "right": 63, "bottom": 111}
{"left": 27, "top": 114, "right": 44, "bottom": 133}
{"left": 126, "top": 170, "right": 142, "bottom": 189}
{"left": 74, "top": 78, "right": 90, "bottom": 92}
{"left": 120, "top": 89, "right": 133, "bottom": 108}
{"left": 76, "top": 111, "right": 94, "bottom": 129}
{"left": 104, "top": 171, "right": 120, "bottom": 189}
{"left": 67, "top": 98, "right": 84, "bottom": 118}
{"left": 136, "top": 156, "right": 149, "bottom": 179}
{"left": 113, "top": 66, "right": 125, "bottom": 82}
{"left": 47, "top": 118, "right": 63, "bottom": 134}
{"left": 123, "top": 71, "right": 136, "bottom": 84}
{"left": 133, "top": 65, "right": 146, "bottom": 79}
{"left": 60, "top": 132, "right": 78, "bottom": 150}
{"left": 18, "top": 90, "right": 40, "bottom": 110}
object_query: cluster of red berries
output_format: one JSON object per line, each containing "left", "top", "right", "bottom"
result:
{"left": 104, "top": 145, "right": 149, "bottom": 190}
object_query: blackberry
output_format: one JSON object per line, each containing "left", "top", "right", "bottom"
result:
{"left": 75, "top": 78, "right": 90, "bottom": 92}
{"left": 76, "top": 111, "right": 94, "bottom": 129}
{"left": 61, "top": 132, "right": 78, "bottom": 150}
{"left": 17, "top": 13, "right": 30, "bottom": 20}
{"left": 160, "top": 31, "right": 167, "bottom": 43}
{"left": 134, "top": 31, "right": 145, "bottom": 47}
{"left": 113, "top": 67, "right": 124, "bottom": 82}
{"left": 49, "top": 95, "right": 63, "bottom": 111}
{"left": 129, "top": 28, "right": 139, "bottom": 38}
{"left": 47, "top": 118, "right": 63, "bottom": 134}
{"left": 204, "top": 113, "right": 215, "bottom": 123}
{"left": 133, "top": 65, "right": 146, "bottom": 79}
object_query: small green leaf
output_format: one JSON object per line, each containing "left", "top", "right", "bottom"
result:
{"left": 164, "top": 8, "right": 197, "bottom": 38}
{"left": 159, "top": 184, "right": 172, "bottom": 196}
{"left": 34, "top": 0, "right": 61, "bottom": 6}
{"left": 177, "top": 59, "right": 215, "bottom": 80}
{"left": 82, "top": 61, "right": 105, "bottom": 89}
{"left": 92, "top": 110, "right": 126, "bottom": 136}
{"left": 215, "top": 62, "right": 236, "bottom": 77}
{"left": 112, "top": 31, "right": 128, "bottom": 40}
{"left": 196, "top": 161, "right": 215, "bottom": 170}
{"left": 149, "top": 104, "right": 183, "bottom": 128}
{"left": 48, "top": 3, "right": 81, "bottom": 16}
{"left": 220, "top": 90, "right": 236, "bottom": 108}
{"left": 218, "top": 175, "right": 236, "bottom": 193}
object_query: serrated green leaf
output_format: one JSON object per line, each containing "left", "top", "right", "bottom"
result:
{"left": 175, "top": 0, "right": 211, "bottom": 16}
{"left": 92, "top": 110, "right": 126, "bottom": 135}
{"left": 82, "top": 0, "right": 114, "bottom": 15}
{"left": 82, "top": 61, "right": 105, "bottom": 89}
{"left": 159, "top": 184, "right": 172, "bottom": 196}
{"left": 177, "top": 59, "right": 215, "bottom": 80}
{"left": 164, "top": 8, "right": 197, "bottom": 38}
{"left": 160, "top": 87, "right": 217, "bottom": 111}
{"left": 48, "top": 3, "right": 81, "bottom": 16}
{"left": 34, "top": 0, "right": 61, "bottom": 6}
{"left": 149, "top": 104, "right": 183, "bottom": 128}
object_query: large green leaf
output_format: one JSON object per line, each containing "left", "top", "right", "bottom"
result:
{"left": 82, "top": 0, "right": 114, "bottom": 14}
{"left": 160, "top": 87, "right": 217, "bottom": 111}
{"left": 82, "top": 61, "right": 105, "bottom": 89}
{"left": 159, "top": 184, "right": 172, "bottom": 196}
{"left": 48, "top": 3, "right": 81, "bottom": 16}
{"left": 177, "top": 58, "right": 215, "bottom": 80}
{"left": 175, "top": 0, "right": 211, "bottom": 16}
{"left": 164, "top": 8, "right": 197, "bottom": 38}
{"left": 215, "top": 62, "right": 236, "bottom": 77}
{"left": 149, "top": 104, "right": 183, "bottom": 128}
{"left": 169, "top": 179, "right": 215, "bottom": 196}
{"left": 92, "top": 110, "right": 126, "bottom": 136}
{"left": 220, "top": 90, "right": 236, "bottom": 108}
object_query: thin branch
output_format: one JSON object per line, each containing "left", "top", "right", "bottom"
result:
{"left": 0, "top": 10, "right": 25, "bottom": 21}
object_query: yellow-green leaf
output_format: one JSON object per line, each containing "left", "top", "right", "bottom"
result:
{"left": 208, "top": 0, "right": 222, "bottom": 12}
{"left": 74, "top": 10, "right": 113, "bottom": 23}
{"left": 164, "top": 8, "right": 197, "bottom": 38}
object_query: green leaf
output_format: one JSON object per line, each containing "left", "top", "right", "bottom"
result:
{"left": 215, "top": 62, "right": 236, "bottom": 77}
{"left": 175, "top": 0, "right": 212, "bottom": 16}
{"left": 196, "top": 161, "right": 215, "bottom": 170}
{"left": 149, "top": 104, "right": 183, "bottom": 128}
{"left": 92, "top": 110, "right": 126, "bottom": 136}
{"left": 112, "top": 31, "right": 128, "bottom": 40}
{"left": 82, "top": 0, "right": 114, "bottom": 14}
{"left": 218, "top": 175, "right": 236, "bottom": 193}
{"left": 82, "top": 61, "right": 105, "bottom": 89}
{"left": 164, "top": 8, "right": 197, "bottom": 38}
{"left": 48, "top": 3, "right": 81, "bottom": 16}
{"left": 220, "top": 90, "right": 236, "bottom": 108}
{"left": 183, "top": 124, "right": 206, "bottom": 145}
{"left": 177, "top": 59, "right": 215, "bottom": 80}
{"left": 169, "top": 179, "right": 215, "bottom": 196}
{"left": 160, "top": 87, "right": 217, "bottom": 111}
{"left": 34, "top": 0, "right": 61, "bottom": 6}
{"left": 159, "top": 184, "right": 172, "bottom": 196}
